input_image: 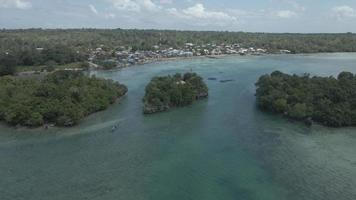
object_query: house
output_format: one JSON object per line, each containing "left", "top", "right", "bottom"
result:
{"left": 233, "top": 44, "right": 240, "bottom": 48}
{"left": 280, "top": 49, "right": 291, "bottom": 54}
{"left": 226, "top": 49, "right": 238, "bottom": 54}
{"left": 257, "top": 48, "right": 267, "bottom": 53}
{"left": 239, "top": 48, "right": 248, "bottom": 54}
{"left": 176, "top": 80, "right": 186, "bottom": 85}
{"left": 211, "top": 49, "right": 222, "bottom": 55}
{"left": 180, "top": 51, "right": 193, "bottom": 57}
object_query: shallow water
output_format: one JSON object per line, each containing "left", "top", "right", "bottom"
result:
{"left": 1, "top": 54, "right": 356, "bottom": 200}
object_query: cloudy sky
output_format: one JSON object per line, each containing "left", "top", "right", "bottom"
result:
{"left": 1, "top": 0, "right": 356, "bottom": 32}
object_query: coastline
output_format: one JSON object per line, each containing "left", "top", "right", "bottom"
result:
{"left": 97, "top": 51, "right": 356, "bottom": 72}
{"left": 96, "top": 54, "right": 257, "bottom": 72}
{"left": 17, "top": 52, "right": 356, "bottom": 75}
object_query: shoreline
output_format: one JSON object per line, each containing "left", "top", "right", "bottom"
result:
{"left": 95, "top": 51, "right": 356, "bottom": 72}
{"left": 16, "top": 52, "right": 356, "bottom": 75}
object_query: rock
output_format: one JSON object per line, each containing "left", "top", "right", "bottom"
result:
{"left": 197, "top": 92, "right": 209, "bottom": 99}
{"left": 143, "top": 105, "right": 170, "bottom": 114}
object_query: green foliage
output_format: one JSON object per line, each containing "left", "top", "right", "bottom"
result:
{"left": 0, "top": 71, "right": 127, "bottom": 127}
{"left": 26, "top": 112, "right": 44, "bottom": 127}
{"left": 0, "top": 54, "right": 17, "bottom": 76}
{"left": 0, "top": 41, "right": 87, "bottom": 68}
{"left": 289, "top": 103, "right": 308, "bottom": 119}
{"left": 273, "top": 98, "right": 288, "bottom": 113}
{"left": 94, "top": 60, "right": 117, "bottom": 70}
{"left": 2, "top": 29, "right": 356, "bottom": 69}
{"left": 143, "top": 72, "right": 208, "bottom": 113}
{"left": 0, "top": 65, "right": 16, "bottom": 76}
{"left": 256, "top": 71, "right": 356, "bottom": 127}
{"left": 79, "top": 61, "right": 90, "bottom": 70}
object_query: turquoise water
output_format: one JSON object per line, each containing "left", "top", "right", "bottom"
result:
{"left": 1, "top": 54, "right": 356, "bottom": 200}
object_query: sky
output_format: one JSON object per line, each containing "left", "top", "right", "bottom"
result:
{"left": 1, "top": 0, "right": 356, "bottom": 33}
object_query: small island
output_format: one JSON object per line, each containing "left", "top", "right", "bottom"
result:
{"left": 0, "top": 71, "right": 128, "bottom": 127}
{"left": 255, "top": 71, "right": 356, "bottom": 127}
{"left": 143, "top": 72, "right": 208, "bottom": 114}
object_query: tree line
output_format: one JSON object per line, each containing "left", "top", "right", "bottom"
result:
{"left": 1, "top": 29, "right": 356, "bottom": 69}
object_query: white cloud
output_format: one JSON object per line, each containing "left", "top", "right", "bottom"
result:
{"left": 280, "top": 0, "right": 305, "bottom": 12}
{"left": 182, "top": 4, "right": 237, "bottom": 21}
{"left": 107, "top": 1, "right": 238, "bottom": 26}
{"left": 167, "top": 3, "right": 238, "bottom": 26}
{"left": 109, "top": 0, "right": 140, "bottom": 11}
{"left": 104, "top": 13, "right": 116, "bottom": 19}
{"left": 141, "top": 0, "right": 159, "bottom": 11}
{"left": 108, "top": 0, "right": 160, "bottom": 12}
{"left": 273, "top": 10, "right": 297, "bottom": 18}
{"left": 159, "top": 0, "right": 173, "bottom": 4}
{"left": 332, "top": 5, "right": 355, "bottom": 20}
{"left": 89, "top": 4, "right": 98, "bottom": 15}
{"left": 0, "top": 0, "right": 32, "bottom": 9}
{"left": 89, "top": 4, "right": 116, "bottom": 19}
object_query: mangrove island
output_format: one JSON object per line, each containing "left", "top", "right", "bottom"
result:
{"left": 143, "top": 72, "right": 208, "bottom": 114}
{"left": 0, "top": 71, "right": 128, "bottom": 127}
{"left": 255, "top": 71, "right": 356, "bottom": 127}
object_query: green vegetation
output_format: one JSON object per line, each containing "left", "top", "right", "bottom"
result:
{"left": 94, "top": 60, "right": 117, "bottom": 70}
{"left": 0, "top": 54, "right": 17, "bottom": 76}
{"left": 0, "top": 42, "right": 87, "bottom": 68}
{"left": 0, "top": 65, "right": 16, "bottom": 76}
{"left": 255, "top": 71, "right": 356, "bottom": 127}
{"left": 143, "top": 72, "right": 208, "bottom": 114}
{"left": 0, "top": 71, "right": 127, "bottom": 127}
{"left": 2, "top": 29, "right": 356, "bottom": 70}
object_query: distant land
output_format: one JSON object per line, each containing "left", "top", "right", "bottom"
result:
{"left": 1, "top": 29, "right": 356, "bottom": 75}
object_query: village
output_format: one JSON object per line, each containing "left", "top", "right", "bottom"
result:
{"left": 88, "top": 43, "right": 290, "bottom": 69}
{"left": 15, "top": 43, "right": 291, "bottom": 76}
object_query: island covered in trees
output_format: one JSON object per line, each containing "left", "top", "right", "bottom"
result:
{"left": 143, "top": 72, "right": 208, "bottom": 114}
{"left": 0, "top": 71, "right": 127, "bottom": 127}
{"left": 255, "top": 71, "right": 356, "bottom": 127}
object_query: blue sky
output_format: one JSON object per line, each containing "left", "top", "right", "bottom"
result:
{"left": 1, "top": 0, "right": 356, "bottom": 32}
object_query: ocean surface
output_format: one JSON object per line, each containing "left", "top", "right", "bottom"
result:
{"left": 1, "top": 53, "right": 356, "bottom": 200}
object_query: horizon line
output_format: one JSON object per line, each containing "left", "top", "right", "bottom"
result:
{"left": 0, "top": 27, "right": 354, "bottom": 35}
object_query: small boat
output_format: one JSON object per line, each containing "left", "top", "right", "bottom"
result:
{"left": 111, "top": 125, "right": 117, "bottom": 132}
{"left": 220, "top": 79, "right": 234, "bottom": 83}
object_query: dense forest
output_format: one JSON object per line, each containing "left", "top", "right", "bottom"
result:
{"left": 143, "top": 72, "right": 208, "bottom": 114}
{"left": 255, "top": 71, "right": 356, "bottom": 127}
{"left": 0, "top": 71, "right": 127, "bottom": 127}
{"left": 1, "top": 29, "right": 356, "bottom": 69}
